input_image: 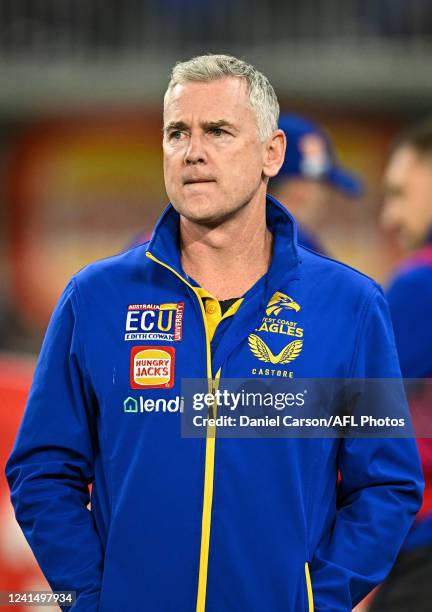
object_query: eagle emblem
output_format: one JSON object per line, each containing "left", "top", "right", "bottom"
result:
{"left": 248, "top": 334, "right": 303, "bottom": 365}
{"left": 265, "top": 291, "right": 300, "bottom": 316}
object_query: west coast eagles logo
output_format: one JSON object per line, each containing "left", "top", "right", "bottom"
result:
{"left": 249, "top": 291, "right": 304, "bottom": 375}
{"left": 265, "top": 291, "right": 300, "bottom": 316}
{"left": 248, "top": 334, "right": 303, "bottom": 365}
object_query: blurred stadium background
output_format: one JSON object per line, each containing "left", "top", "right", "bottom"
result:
{"left": 0, "top": 1, "right": 431, "bottom": 609}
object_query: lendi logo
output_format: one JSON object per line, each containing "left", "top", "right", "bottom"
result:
{"left": 248, "top": 334, "right": 303, "bottom": 365}
{"left": 265, "top": 291, "right": 300, "bottom": 316}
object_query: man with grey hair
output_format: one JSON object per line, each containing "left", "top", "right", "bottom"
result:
{"left": 6, "top": 54, "right": 422, "bottom": 611}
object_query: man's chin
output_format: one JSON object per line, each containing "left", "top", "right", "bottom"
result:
{"left": 174, "top": 200, "right": 236, "bottom": 226}
{"left": 181, "top": 211, "right": 227, "bottom": 227}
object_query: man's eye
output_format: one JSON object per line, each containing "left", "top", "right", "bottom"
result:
{"left": 210, "top": 128, "right": 225, "bottom": 137}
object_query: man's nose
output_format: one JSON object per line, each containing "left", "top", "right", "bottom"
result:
{"left": 184, "top": 133, "right": 206, "bottom": 165}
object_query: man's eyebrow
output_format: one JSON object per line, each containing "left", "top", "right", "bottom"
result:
{"left": 163, "top": 119, "right": 238, "bottom": 133}
{"left": 203, "top": 120, "right": 238, "bottom": 131}
{"left": 164, "top": 121, "right": 189, "bottom": 133}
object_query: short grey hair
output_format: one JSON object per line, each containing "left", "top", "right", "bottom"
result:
{"left": 164, "top": 54, "right": 279, "bottom": 141}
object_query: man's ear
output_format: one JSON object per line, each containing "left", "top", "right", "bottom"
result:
{"left": 263, "top": 129, "right": 286, "bottom": 179}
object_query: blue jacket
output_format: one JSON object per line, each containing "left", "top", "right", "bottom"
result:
{"left": 6, "top": 196, "right": 423, "bottom": 611}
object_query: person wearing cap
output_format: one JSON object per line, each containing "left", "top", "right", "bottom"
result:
{"left": 370, "top": 118, "right": 432, "bottom": 611}
{"left": 270, "top": 113, "right": 363, "bottom": 254}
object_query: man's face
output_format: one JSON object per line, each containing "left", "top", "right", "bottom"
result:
{"left": 163, "top": 77, "right": 268, "bottom": 224}
{"left": 381, "top": 146, "right": 432, "bottom": 251}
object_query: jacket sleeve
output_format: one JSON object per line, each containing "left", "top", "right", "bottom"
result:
{"left": 310, "top": 286, "right": 424, "bottom": 611}
{"left": 5, "top": 280, "right": 103, "bottom": 611}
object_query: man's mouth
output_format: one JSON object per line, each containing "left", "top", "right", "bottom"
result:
{"left": 183, "top": 178, "right": 215, "bottom": 185}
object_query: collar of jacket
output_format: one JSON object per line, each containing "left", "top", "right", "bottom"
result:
{"left": 147, "top": 193, "right": 302, "bottom": 298}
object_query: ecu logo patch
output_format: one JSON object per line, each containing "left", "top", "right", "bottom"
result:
{"left": 248, "top": 334, "right": 303, "bottom": 365}
{"left": 125, "top": 303, "right": 184, "bottom": 342}
{"left": 130, "top": 346, "right": 175, "bottom": 389}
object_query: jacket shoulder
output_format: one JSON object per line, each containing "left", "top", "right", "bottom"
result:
{"left": 72, "top": 242, "right": 150, "bottom": 292}
{"left": 298, "top": 245, "right": 381, "bottom": 296}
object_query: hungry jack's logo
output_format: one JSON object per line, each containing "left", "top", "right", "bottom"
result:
{"left": 130, "top": 346, "right": 175, "bottom": 389}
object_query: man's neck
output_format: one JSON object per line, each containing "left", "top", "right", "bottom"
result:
{"left": 180, "top": 199, "right": 273, "bottom": 301}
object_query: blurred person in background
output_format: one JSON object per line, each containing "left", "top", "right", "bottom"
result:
{"left": 371, "top": 118, "right": 432, "bottom": 612}
{"left": 270, "top": 113, "right": 363, "bottom": 254}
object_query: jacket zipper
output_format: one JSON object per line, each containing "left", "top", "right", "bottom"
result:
{"left": 146, "top": 251, "right": 218, "bottom": 612}
{"left": 304, "top": 562, "right": 314, "bottom": 612}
